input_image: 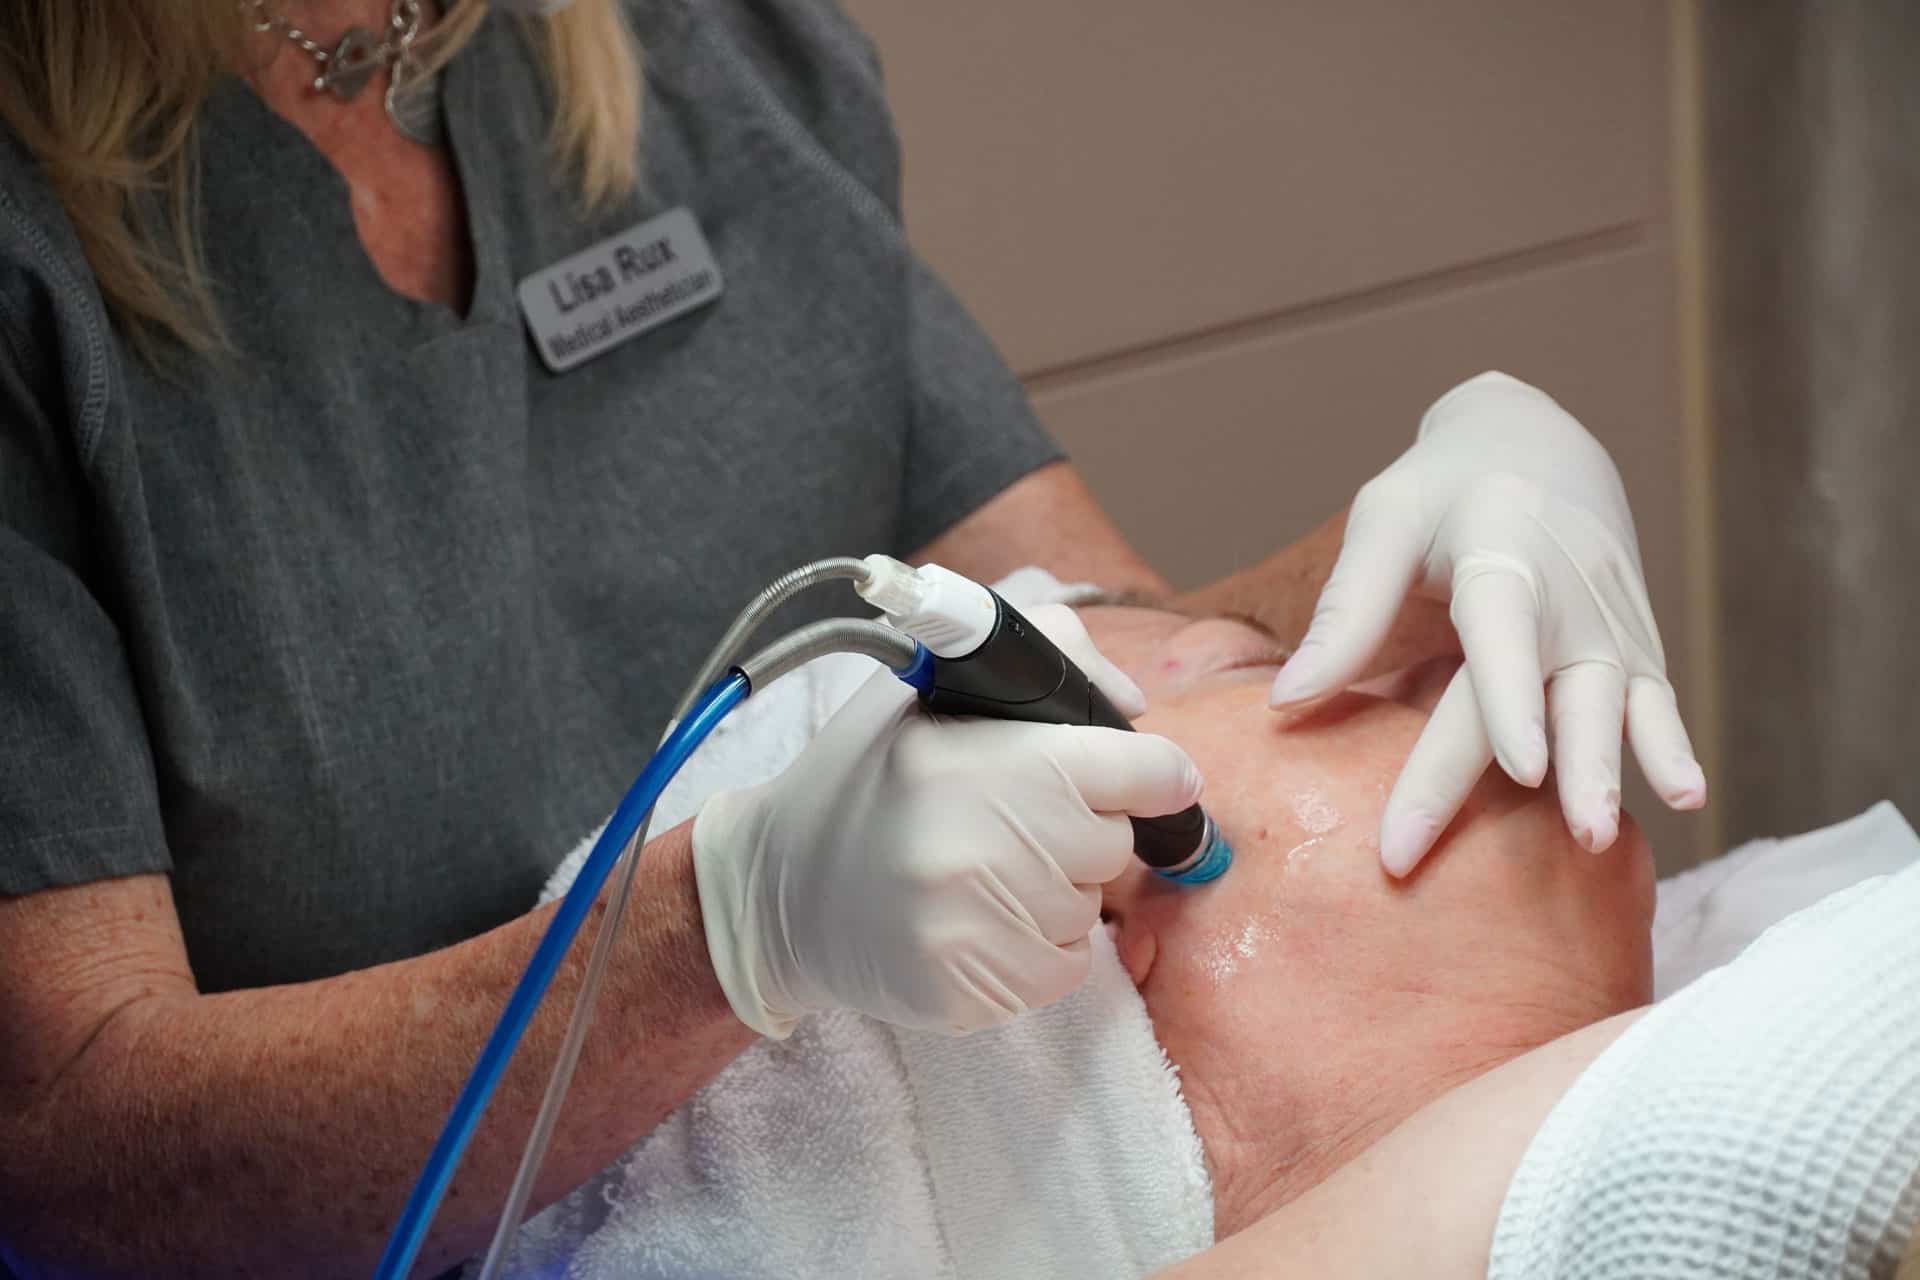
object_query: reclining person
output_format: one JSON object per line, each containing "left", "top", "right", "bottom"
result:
{"left": 1085, "top": 603, "right": 1654, "bottom": 1241}
{"left": 1100, "top": 603, "right": 1920, "bottom": 1280}
{"left": 495, "top": 601, "right": 1656, "bottom": 1278}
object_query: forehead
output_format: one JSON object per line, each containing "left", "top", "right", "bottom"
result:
{"left": 1103, "top": 681, "right": 1427, "bottom": 988}
{"left": 1078, "top": 605, "right": 1440, "bottom": 888}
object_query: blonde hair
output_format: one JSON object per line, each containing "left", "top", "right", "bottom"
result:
{"left": 0, "top": 1, "right": 641, "bottom": 359}
{"left": 1899, "top": 1220, "right": 1920, "bottom": 1280}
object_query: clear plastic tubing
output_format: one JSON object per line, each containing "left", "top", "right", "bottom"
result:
{"left": 372, "top": 672, "right": 751, "bottom": 1280}
{"left": 476, "top": 601, "right": 906, "bottom": 1280}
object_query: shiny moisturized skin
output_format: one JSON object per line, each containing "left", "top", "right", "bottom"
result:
{"left": 1080, "top": 606, "right": 1656, "bottom": 1237}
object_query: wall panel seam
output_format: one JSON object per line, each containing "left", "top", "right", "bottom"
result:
{"left": 1020, "top": 223, "right": 1657, "bottom": 395}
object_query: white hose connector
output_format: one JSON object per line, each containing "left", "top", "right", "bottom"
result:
{"left": 857, "top": 555, "right": 997, "bottom": 658}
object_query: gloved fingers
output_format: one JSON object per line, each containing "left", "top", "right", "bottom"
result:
{"left": 1025, "top": 879, "right": 1104, "bottom": 948}
{"left": 1006, "top": 801, "right": 1136, "bottom": 890}
{"left": 1269, "top": 478, "right": 1426, "bottom": 708}
{"left": 1451, "top": 563, "right": 1549, "bottom": 787}
{"left": 1379, "top": 664, "right": 1494, "bottom": 877}
{"left": 1070, "top": 882, "right": 1104, "bottom": 937}
{"left": 999, "top": 815, "right": 1127, "bottom": 932}
{"left": 1548, "top": 661, "right": 1626, "bottom": 852}
{"left": 941, "top": 933, "right": 1091, "bottom": 1035}
{"left": 1023, "top": 602, "right": 1148, "bottom": 719}
{"left": 1043, "top": 726, "right": 1203, "bottom": 821}
{"left": 1022, "top": 932, "right": 1093, "bottom": 1012}
{"left": 1626, "top": 675, "right": 1707, "bottom": 810}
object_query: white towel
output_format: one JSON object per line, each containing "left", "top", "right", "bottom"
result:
{"left": 1491, "top": 845, "right": 1920, "bottom": 1278}
{"left": 505, "top": 569, "right": 1214, "bottom": 1279}
{"left": 1652, "top": 801, "right": 1920, "bottom": 999}
{"left": 502, "top": 925, "right": 1212, "bottom": 1280}
{"left": 892, "top": 930, "right": 1213, "bottom": 1279}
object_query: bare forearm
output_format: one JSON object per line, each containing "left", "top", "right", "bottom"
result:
{"left": 912, "top": 462, "right": 1172, "bottom": 598}
{"left": 1179, "top": 507, "right": 1458, "bottom": 673}
{"left": 922, "top": 466, "right": 1453, "bottom": 676}
{"left": 1175, "top": 509, "right": 1347, "bottom": 642}
{"left": 5, "top": 822, "right": 753, "bottom": 1279}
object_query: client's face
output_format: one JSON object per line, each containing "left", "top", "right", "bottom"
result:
{"left": 1082, "top": 607, "right": 1655, "bottom": 1237}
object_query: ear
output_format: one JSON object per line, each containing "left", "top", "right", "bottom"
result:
{"left": 1108, "top": 916, "right": 1159, "bottom": 989}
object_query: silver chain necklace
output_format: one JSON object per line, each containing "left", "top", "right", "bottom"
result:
{"left": 247, "top": 0, "right": 445, "bottom": 146}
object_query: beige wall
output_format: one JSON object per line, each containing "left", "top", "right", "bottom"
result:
{"left": 845, "top": 0, "right": 1709, "bottom": 870}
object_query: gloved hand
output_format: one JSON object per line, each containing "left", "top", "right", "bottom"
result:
{"left": 1268, "top": 371, "right": 1706, "bottom": 876}
{"left": 693, "top": 607, "right": 1194, "bottom": 1037}
{"left": 1020, "top": 601, "right": 1149, "bottom": 721}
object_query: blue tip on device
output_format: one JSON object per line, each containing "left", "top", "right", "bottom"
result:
{"left": 1153, "top": 814, "right": 1234, "bottom": 884}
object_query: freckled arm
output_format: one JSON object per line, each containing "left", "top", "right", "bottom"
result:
{"left": 1176, "top": 508, "right": 1459, "bottom": 677}
{"left": 0, "top": 823, "right": 754, "bottom": 1280}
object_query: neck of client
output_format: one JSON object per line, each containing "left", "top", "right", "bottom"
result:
{"left": 1140, "top": 890, "right": 1636, "bottom": 1237}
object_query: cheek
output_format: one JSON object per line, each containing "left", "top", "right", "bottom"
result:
{"left": 1612, "top": 812, "right": 1659, "bottom": 927}
{"left": 1148, "top": 696, "right": 1413, "bottom": 853}
{"left": 1136, "top": 899, "right": 1361, "bottom": 1075}
{"left": 1203, "top": 764, "right": 1398, "bottom": 893}
{"left": 1180, "top": 912, "right": 1290, "bottom": 988}
{"left": 1110, "top": 874, "right": 1242, "bottom": 988}
{"left": 1131, "top": 872, "right": 1310, "bottom": 1000}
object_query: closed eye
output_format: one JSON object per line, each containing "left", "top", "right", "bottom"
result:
{"left": 1171, "top": 612, "right": 1293, "bottom": 679}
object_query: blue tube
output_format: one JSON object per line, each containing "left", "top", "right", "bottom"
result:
{"left": 373, "top": 672, "right": 751, "bottom": 1280}
{"left": 892, "top": 640, "right": 935, "bottom": 693}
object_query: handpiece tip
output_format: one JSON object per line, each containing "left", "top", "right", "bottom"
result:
{"left": 1155, "top": 816, "right": 1233, "bottom": 885}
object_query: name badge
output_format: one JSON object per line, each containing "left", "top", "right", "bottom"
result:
{"left": 516, "top": 207, "right": 725, "bottom": 373}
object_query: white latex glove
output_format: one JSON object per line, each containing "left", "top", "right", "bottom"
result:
{"left": 1268, "top": 371, "right": 1706, "bottom": 876}
{"left": 694, "top": 607, "right": 1195, "bottom": 1037}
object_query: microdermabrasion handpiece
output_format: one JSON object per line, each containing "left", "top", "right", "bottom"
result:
{"left": 914, "top": 589, "right": 1233, "bottom": 884}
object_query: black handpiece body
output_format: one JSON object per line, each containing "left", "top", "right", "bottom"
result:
{"left": 917, "top": 592, "right": 1209, "bottom": 872}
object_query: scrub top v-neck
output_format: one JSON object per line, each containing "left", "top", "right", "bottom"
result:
{"left": 0, "top": 0, "right": 1059, "bottom": 992}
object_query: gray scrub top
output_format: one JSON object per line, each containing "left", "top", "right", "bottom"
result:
{"left": 0, "top": 0, "right": 1060, "bottom": 993}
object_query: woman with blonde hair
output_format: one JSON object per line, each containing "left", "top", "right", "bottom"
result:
{"left": 0, "top": 2, "right": 1705, "bottom": 1275}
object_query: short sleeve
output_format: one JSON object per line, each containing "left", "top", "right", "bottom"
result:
{"left": 893, "top": 254, "right": 1063, "bottom": 555}
{"left": 700, "top": 0, "right": 903, "bottom": 214}
{"left": 700, "top": 0, "right": 1065, "bottom": 552}
{"left": 0, "top": 194, "right": 171, "bottom": 895}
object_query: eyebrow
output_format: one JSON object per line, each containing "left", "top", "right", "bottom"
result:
{"left": 1073, "top": 587, "right": 1178, "bottom": 610}
{"left": 1208, "top": 609, "right": 1287, "bottom": 646}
